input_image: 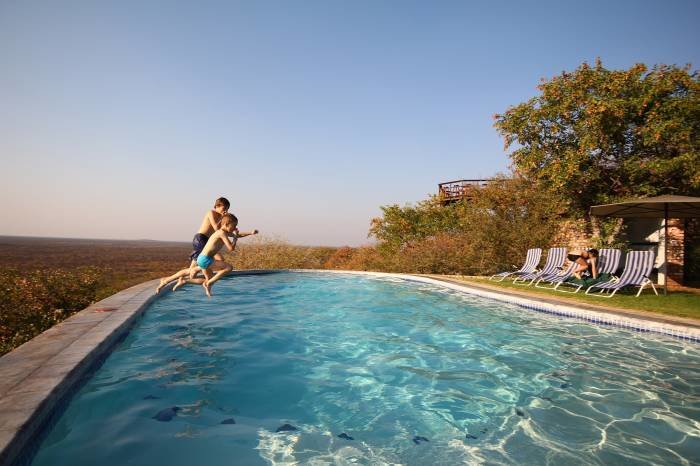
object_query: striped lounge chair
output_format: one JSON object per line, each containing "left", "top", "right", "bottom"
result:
{"left": 534, "top": 261, "right": 577, "bottom": 289}
{"left": 513, "top": 247, "right": 567, "bottom": 286}
{"left": 490, "top": 248, "right": 542, "bottom": 282}
{"left": 554, "top": 248, "right": 622, "bottom": 293}
{"left": 597, "top": 248, "right": 622, "bottom": 277}
{"left": 585, "top": 250, "right": 657, "bottom": 298}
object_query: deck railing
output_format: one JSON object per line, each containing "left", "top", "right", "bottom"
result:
{"left": 438, "top": 179, "right": 490, "bottom": 202}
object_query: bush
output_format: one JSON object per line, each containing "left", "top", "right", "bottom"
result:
{"left": 225, "top": 236, "right": 337, "bottom": 270}
{"left": 368, "top": 176, "right": 564, "bottom": 275}
{"left": 324, "top": 246, "right": 388, "bottom": 271}
{"left": 0, "top": 268, "right": 102, "bottom": 355}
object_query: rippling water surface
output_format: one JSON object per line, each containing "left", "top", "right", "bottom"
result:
{"left": 31, "top": 273, "right": 700, "bottom": 465}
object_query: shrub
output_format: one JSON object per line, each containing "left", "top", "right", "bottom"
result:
{"left": 368, "top": 176, "right": 563, "bottom": 275}
{"left": 225, "top": 236, "right": 337, "bottom": 270}
{"left": 0, "top": 267, "right": 102, "bottom": 355}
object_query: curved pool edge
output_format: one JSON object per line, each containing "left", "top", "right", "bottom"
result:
{"left": 0, "top": 269, "right": 698, "bottom": 465}
{"left": 0, "top": 278, "right": 171, "bottom": 465}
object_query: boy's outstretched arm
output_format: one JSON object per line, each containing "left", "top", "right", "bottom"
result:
{"left": 234, "top": 229, "right": 259, "bottom": 238}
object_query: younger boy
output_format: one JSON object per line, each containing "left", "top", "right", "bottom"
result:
{"left": 158, "top": 214, "right": 257, "bottom": 296}
{"left": 157, "top": 197, "right": 255, "bottom": 291}
{"left": 194, "top": 213, "right": 238, "bottom": 296}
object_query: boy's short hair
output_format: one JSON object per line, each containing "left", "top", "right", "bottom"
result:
{"left": 215, "top": 197, "right": 230, "bottom": 210}
{"left": 220, "top": 213, "right": 238, "bottom": 229}
{"left": 589, "top": 248, "right": 599, "bottom": 258}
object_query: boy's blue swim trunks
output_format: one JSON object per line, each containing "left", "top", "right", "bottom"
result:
{"left": 190, "top": 233, "right": 209, "bottom": 260}
{"left": 197, "top": 254, "right": 214, "bottom": 269}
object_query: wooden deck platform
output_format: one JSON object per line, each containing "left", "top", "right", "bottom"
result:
{"left": 438, "top": 179, "right": 490, "bottom": 203}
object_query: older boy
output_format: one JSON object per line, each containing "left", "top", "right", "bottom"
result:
{"left": 191, "top": 197, "right": 230, "bottom": 266}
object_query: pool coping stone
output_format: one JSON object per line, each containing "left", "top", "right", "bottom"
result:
{"left": 0, "top": 278, "right": 169, "bottom": 466}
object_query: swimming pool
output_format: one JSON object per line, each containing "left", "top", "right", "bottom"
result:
{"left": 29, "top": 272, "right": 700, "bottom": 465}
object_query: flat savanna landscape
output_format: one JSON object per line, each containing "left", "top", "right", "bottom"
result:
{"left": 0, "top": 235, "right": 191, "bottom": 284}
{"left": 0, "top": 236, "right": 193, "bottom": 355}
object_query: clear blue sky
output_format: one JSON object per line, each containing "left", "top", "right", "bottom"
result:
{"left": 1, "top": 0, "right": 698, "bottom": 246}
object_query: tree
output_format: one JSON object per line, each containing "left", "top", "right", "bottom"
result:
{"left": 369, "top": 177, "right": 562, "bottom": 274}
{"left": 494, "top": 61, "right": 700, "bottom": 215}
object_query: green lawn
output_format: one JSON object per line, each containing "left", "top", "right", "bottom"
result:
{"left": 445, "top": 276, "right": 700, "bottom": 321}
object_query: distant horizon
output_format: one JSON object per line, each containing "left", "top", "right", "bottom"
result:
{"left": 0, "top": 234, "right": 189, "bottom": 243}
{"left": 2, "top": 1, "right": 698, "bottom": 246}
{"left": 0, "top": 233, "right": 363, "bottom": 249}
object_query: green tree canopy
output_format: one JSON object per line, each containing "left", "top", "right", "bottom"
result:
{"left": 494, "top": 61, "right": 700, "bottom": 214}
{"left": 369, "top": 177, "right": 562, "bottom": 273}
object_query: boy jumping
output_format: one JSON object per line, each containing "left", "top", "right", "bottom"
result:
{"left": 158, "top": 214, "right": 256, "bottom": 296}
{"left": 157, "top": 197, "right": 256, "bottom": 292}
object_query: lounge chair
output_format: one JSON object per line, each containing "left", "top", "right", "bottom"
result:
{"left": 513, "top": 247, "right": 567, "bottom": 285}
{"left": 553, "top": 248, "right": 622, "bottom": 293}
{"left": 534, "top": 261, "right": 577, "bottom": 289}
{"left": 585, "top": 250, "right": 657, "bottom": 298}
{"left": 597, "top": 248, "right": 622, "bottom": 276}
{"left": 490, "top": 248, "right": 542, "bottom": 282}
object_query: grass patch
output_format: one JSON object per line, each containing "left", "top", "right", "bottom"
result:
{"left": 448, "top": 276, "right": 700, "bottom": 320}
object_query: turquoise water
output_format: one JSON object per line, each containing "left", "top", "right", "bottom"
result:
{"left": 31, "top": 273, "right": 700, "bottom": 465}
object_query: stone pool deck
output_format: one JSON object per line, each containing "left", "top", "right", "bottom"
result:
{"left": 1, "top": 270, "right": 699, "bottom": 465}
{"left": 0, "top": 278, "right": 164, "bottom": 465}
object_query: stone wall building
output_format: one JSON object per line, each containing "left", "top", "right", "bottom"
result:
{"left": 553, "top": 218, "right": 699, "bottom": 287}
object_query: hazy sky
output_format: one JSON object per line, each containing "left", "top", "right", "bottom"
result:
{"left": 1, "top": 1, "right": 698, "bottom": 246}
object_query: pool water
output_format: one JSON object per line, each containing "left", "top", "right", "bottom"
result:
{"left": 31, "top": 273, "right": 700, "bottom": 465}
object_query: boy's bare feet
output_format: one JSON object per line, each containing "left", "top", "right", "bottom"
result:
{"left": 203, "top": 281, "right": 212, "bottom": 297}
{"left": 156, "top": 278, "right": 168, "bottom": 294}
{"left": 173, "top": 277, "right": 186, "bottom": 291}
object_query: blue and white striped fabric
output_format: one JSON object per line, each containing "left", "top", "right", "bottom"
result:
{"left": 586, "top": 251, "right": 656, "bottom": 297}
{"left": 597, "top": 248, "right": 622, "bottom": 276}
{"left": 490, "top": 248, "right": 542, "bottom": 281}
{"left": 514, "top": 247, "right": 567, "bottom": 285}
{"left": 552, "top": 248, "right": 622, "bottom": 293}
{"left": 534, "top": 260, "right": 577, "bottom": 288}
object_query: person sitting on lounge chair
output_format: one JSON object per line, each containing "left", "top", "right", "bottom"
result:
{"left": 570, "top": 249, "right": 598, "bottom": 280}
